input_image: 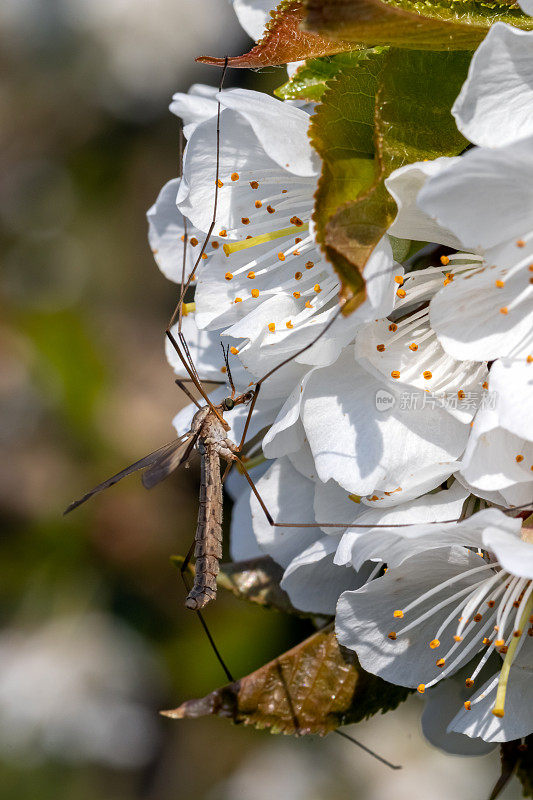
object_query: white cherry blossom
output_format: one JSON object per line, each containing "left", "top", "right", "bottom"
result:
{"left": 336, "top": 509, "right": 533, "bottom": 743}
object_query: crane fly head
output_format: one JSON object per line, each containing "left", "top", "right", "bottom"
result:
{"left": 227, "top": 389, "right": 254, "bottom": 410}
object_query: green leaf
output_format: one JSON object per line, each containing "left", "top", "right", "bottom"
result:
{"left": 304, "top": 0, "right": 533, "bottom": 51}
{"left": 275, "top": 51, "right": 371, "bottom": 102}
{"left": 162, "top": 624, "right": 411, "bottom": 734}
{"left": 310, "top": 48, "right": 470, "bottom": 307}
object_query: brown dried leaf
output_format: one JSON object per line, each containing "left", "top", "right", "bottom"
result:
{"left": 162, "top": 625, "right": 410, "bottom": 734}
{"left": 196, "top": 1, "right": 356, "bottom": 69}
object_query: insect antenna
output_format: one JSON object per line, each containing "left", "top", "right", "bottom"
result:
{"left": 221, "top": 342, "right": 236, "bottom": 396}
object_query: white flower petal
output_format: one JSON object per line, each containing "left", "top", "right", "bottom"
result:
{"left": 302, "top": 349, "right": 468, "bottom": 496}
{"left": 449, "top": 643, "right": 533, "bottom": 742}
{"left": 169, "top": 84, "right": 219, "bottom": 138}
{"left": 146, "top": 179, "right": 200, "bottom": 283}
{"left": 338, "top": 484, "right": 480, "bottom": 572}
{"left": 281, "top": 536, "right": 363, "bottom": 615}
{"left": 232, "top": 0, "right": 273, "bottom": 40}
{"left": 482, "top": 527, "right": 533, "bottom": 580}
{"left": 228, "top": 464, "right": 269, "bottom": 561}
{"left": 216, "top": 89, "right": 319, "bottom": 177}
{"left": 385, "top": 159, "right": 463, "bottom": 249}
{"left": 418, "top": 136, "right": 533, "bottom": 252}
{"left": 452, "top": 24, "right": 533, "bottom": 148}
{"left": 250, "top": 457, "right": 319, "bottom": 567}
{"left": 421, "top": 670, "right": 497, "bottom": 756}
{"left": 336, "top": 547, "right": 485, "bottom": 688}
{"left": 460, "top": 407, "right": 533, "bottom": 501}
{"left": 360, "top": 462, "right": 465, "bottom": 508}
{"left": 429, "top": 254, "right": 533, "bottom": 362}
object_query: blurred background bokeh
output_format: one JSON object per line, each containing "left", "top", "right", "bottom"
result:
{"left": 0, "top": 2, "right": 525, "bottom": 798}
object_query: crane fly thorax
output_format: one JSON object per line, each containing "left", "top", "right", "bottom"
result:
{"left": 192, "top": 406, "right": 238, "bottom": 461}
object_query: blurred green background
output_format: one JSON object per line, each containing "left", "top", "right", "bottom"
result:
{"left": 0, "top": 2, "right": 525, "bottom": 798}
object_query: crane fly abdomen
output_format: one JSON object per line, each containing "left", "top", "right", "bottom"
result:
{"left": 185, "top": 417, "right": 236, "bottom": 610}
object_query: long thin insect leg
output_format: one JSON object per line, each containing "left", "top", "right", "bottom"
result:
{"left": 179, "top": 545, "right": 234, "bottom": 682}
{"left": 166, "top": 330, "right": 226, "bottom": 425}
{"left": 221, "top": 461, "right": 232, "bottom": 484}
{"left": 237, "top": 305, "right": 343, "bottom": 452}
{"left": 175, "top": 379, "right": 202, "bottom": 409}
{"left": 166, "top": 128, "right": 188, "bottom": 334}
{"left": 234, "top": 457, "right": 470, "bottom": 529}
{"left": 237, "top": 383, "right": 260, "bottom": 451}
{"left": 179, "top": 329, "right": 202, "bottom": 386}
{"left": 334, "top": 729, "right": 401, "bottom": 771}
{"left": 172, "top": 57, "right": 229, "bottom": 336}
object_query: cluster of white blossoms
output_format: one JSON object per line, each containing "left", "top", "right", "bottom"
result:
{"left": 148, "top": 11, "right": 533, "bottom": 756}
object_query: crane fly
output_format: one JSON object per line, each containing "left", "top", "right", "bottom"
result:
{"left": 63, "top": 59, "right": 531, "bottom": 614}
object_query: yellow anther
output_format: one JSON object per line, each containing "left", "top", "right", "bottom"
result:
{"left": 393, "top": 610, "right": 404, "bottom": 619}
{"left": 495, "top": 280, "right": 505, "bottom": 288}
{"left": 305, "top": 300, "right": 313, "bottom": 308}
{"left": 409, "top": 343, "right": 418, "bottom": 351}
{"left": 423, "top": 370, "right": 432, "bottom": 380}
{"left": 394, "top": 275, "right": 404, "bottom": 285}
{"left": 453, "top": 635, "right": 463, "bottom": 642}
{"left": 500, "top": 306, "right": 508, "bottom": 315}
{"left": 181, "top": 302, "right": 196, "bottom": 316}
{"left": 440, "top": 255, "right": 450, "bottom": 265}
{"left": 391, "top": 370, "right": 400, "bottom": 379}
{"left": 464, "top": 701, "right": 471, "bottom": 711}
{"left": 348, "top": 494, "right": 361, "bottom": 503}
{"left": 293, "top": 291, "right": 301, "bottom": 299}
{"left": 268, "top": 322, "right": 275, "bottom": 333}
{"left": 230, "top": 346, "right": 239, "bottom": 355}
{"left": 286, "top": 320, "right": 293, "bottom": 329}
{"left": 417, "top": 684, "right": 426, "bottom": 694}
{"left": 429, "top": 639, "right": 440, "bottom": 649}
{"left": 247, "top": 271, "right": 256, "bottom": 279}
{"left": 436, "top": 658, "right": 445, "bottom": 668}
{"left": 231, "top": 172, "right": 239, "bottom": 181}
{"left": 396, "top": 288, "right": 406, "bottom": 298}
{"left": 278, "top": 252, "right": 286, "bottom": 262}
{"left": 251, "top": 288, "right": 259, "bottom": 298}
{"left": 314, "top": 284, "right": 322, "bottom": 293}
{"left": 234, "top": 297, "right": 242, "bottom": 303}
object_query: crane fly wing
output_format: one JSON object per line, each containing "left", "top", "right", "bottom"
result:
{"left": 141, "top": 430, "right": 199, "bottom": 489}
{"left": 64, "top": 431, "right": 197, "bottom": 514}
